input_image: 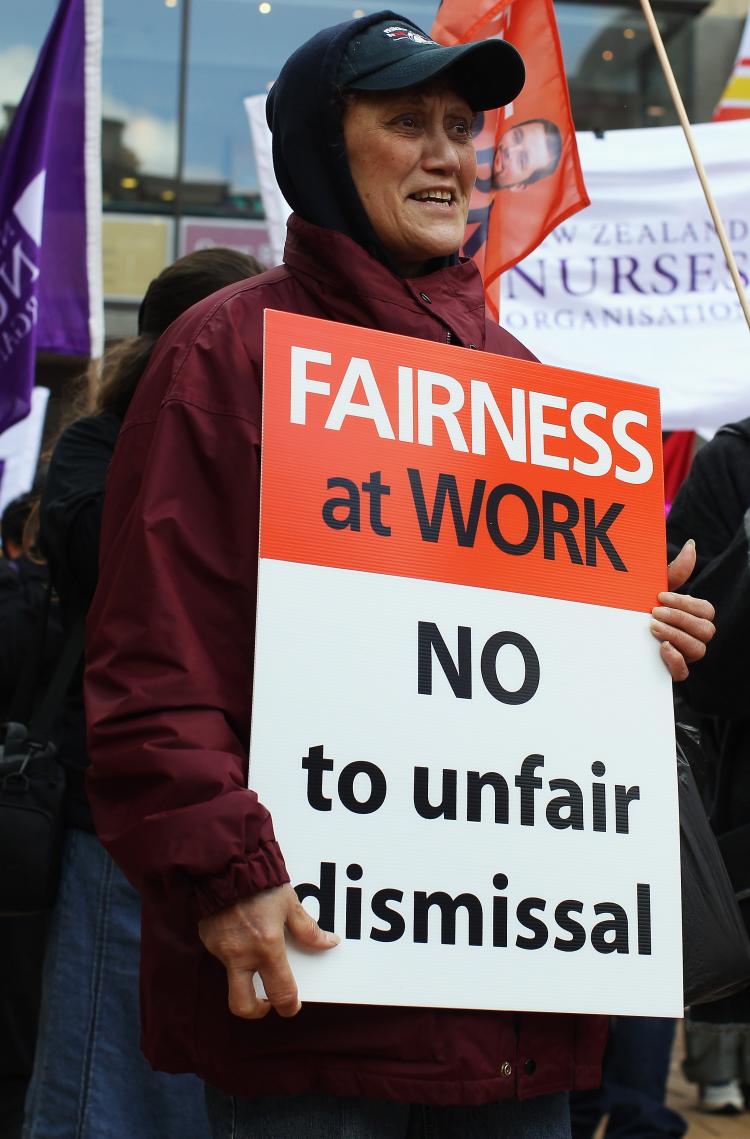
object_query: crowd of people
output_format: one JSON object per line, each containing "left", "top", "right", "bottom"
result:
{"left": 1, "top": 9, "right": 747, "bottom": 1139}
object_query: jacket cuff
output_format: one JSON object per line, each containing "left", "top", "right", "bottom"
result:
{"left": 191, "top": 839, "right": 290, "bottom": 918}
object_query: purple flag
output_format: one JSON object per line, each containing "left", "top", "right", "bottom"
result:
{"left": 0, "top": 0, "right": 103, "bottom": 434}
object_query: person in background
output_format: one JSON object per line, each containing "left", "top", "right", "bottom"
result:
{"left": 0, "top": 492, "right": 54, "bottom": 715}
{"left": 0, "top": 491, "right": 59, "bottom": 1139}
{"left": 84, "top": 13, "right": 714, "bottom": 1139}
{"left": 2, "top": 492, "right": 37, "bottom": 560}
{"left": 667, "top": 417, "right": 750, "bottom": 1115}
{"left": 22, "top": 247, "right": 264, "bottom": 1139}
{"left": 570, "top": 1017, "right": 687, "bottom": 1137}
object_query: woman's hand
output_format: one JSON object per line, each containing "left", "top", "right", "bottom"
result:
{"left": 651, "top": 538, "right": 716, "bottom": 681}
{"left": 198, "top": 884, "right": 339, "bottom": 1020}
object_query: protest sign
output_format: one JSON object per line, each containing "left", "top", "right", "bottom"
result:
{"left": 249, "top": 310, "right": 682, "bottom": 1017}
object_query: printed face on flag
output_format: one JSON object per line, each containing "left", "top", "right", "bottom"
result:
{"left": 432, "top": 0, "right": 589, "bottom": 319}
{"left": 491, "top": 119, "right": 562, "bottom": 190}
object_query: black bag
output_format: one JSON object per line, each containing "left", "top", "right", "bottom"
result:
{"left": 0, "top": 594, "right": 83, "bottom": 916}
{"left": 678, "top": 730, "right": 750, "bottom": 1006}
{"left": 0, "top": 725, "right": 67, "bottom": 914}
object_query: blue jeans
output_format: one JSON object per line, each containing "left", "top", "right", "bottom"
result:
{"left": 205, "top": 1087, "right": 571, "bottom": 1138}
{"left": 22, "top": 828, "right": 210, "bottom": 1139}
{"left": 569, "top": 1018, "right": 686, "bottom": 1139}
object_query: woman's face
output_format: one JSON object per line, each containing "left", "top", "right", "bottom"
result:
{"left": 342, "top": 85, "right": 477, "bottom": 277}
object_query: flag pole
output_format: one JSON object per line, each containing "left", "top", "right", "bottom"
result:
{"left": 638, "top": 0, "right": 750, "bottom": 331}
{"left": 172, "top": 0, "right": 192, "bottom": 262}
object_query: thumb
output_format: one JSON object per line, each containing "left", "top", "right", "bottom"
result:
{"left": 286, "top": 900, "right": 340, "bottom": 951}
{"left": 667, "top": 538, "right": 696, "bottom": 592}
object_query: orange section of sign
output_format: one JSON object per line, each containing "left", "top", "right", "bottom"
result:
{"left": 261, "top": 310, "right": 665, "bottom": 613}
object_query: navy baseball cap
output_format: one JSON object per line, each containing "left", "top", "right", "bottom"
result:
{"left": 338, "top": 13, "right": 525, "bottom": 111}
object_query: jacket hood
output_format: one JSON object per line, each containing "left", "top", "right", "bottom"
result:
{"left": 265, "top": 10, "right": 456, "bottom": 274}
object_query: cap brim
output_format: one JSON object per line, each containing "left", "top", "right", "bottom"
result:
{"left": 346, "top": 39, "right": 525, "bottom": 112}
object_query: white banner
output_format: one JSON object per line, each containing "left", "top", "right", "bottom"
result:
{"left": 244, "top": 94, "right": 290, "bottom": 267}
{"left": 500, "top": 120, "right": 750, "bottom": 431}
{"left": 0, "top": 386, "right": 49, "bottom": 514}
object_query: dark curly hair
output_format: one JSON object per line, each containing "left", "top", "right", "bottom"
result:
{"left": 96, "top": 247, "right": 266, "bottom": 420}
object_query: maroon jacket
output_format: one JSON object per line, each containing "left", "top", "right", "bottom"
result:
{"left": 86, "top": 214, "right": 607, "bottom": 1105}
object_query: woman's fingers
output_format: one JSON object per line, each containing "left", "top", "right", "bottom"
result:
{"left": 226, "top": 963, "right": 272, "bottom": 1020}
{"left": 651, "top": 605, "right": 716, "bottom": 656}
{"left": 650, "top": 556, "right": 716, "bottom": 681}
{"left": 666, "top": 539, "right": 697, "bottom": 591}
{"left": 198, "top": 884, "right": 339, "bottom": 1021}
{"left": 251, "top": 904, "right": 338, "bottom": 1018}
{"left": 286, "top": 898, "right": 340, "bottom": 952}
{"left": 650, "top": 618, "right": 705, "bottom": 663}
{"left": 656, "top": 590, "right": 715, "bottom": 622}
{"left": 658, "top": 640, "right": 690, "bottom": 683}
{"left": 258, "top": 945, "right": 302, "bottom": 1019}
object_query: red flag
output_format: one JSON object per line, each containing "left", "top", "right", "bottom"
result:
{"left": 432, "top": 0, "right": 588, "bottom": 318}
{"left": 712, "top": 11, "right": 750, "bottom": 122}
{"left": 663, "top": 432, "right": 695, "bottom": 514}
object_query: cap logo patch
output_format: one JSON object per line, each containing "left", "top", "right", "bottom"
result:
{"left": 383, "top": 26, "right": 435, "bottom": 46}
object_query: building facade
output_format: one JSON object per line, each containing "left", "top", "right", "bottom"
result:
{"left": 1, "top": 0, "right": 746, "bottom": 340}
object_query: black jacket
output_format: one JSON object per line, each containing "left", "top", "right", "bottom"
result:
{"left": 667, "top": 418, "right": 750, "bottom": 898}
{"left": 40, "top": 410, "right": 121, "bottom": 829}
{"left": 0, "top": 555, "right": 58, "bottom": 720}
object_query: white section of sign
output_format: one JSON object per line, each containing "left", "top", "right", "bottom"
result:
{"left": 250, "top": 558, "right": 682, "bottom": 1017}
{"left": 0, "top": 386, "right": 49, "bottom": 513}
{"left": 499, "top": 120, "right": 750, "bottom": 433}
{"left": 244, "top": 93, "right": 291, "bottom": 266}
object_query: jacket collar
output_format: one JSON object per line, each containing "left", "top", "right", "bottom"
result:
{"left": 283, "top": 214, "right": 488, "bottom": 350}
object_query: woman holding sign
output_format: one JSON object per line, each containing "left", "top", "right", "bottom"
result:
{"left": 85, "top": 11, "right": 714, "bottom": 1139}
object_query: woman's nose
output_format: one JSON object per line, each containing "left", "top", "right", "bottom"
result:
{"left": 423, "top": 129, "right": 461, "bottom": 172}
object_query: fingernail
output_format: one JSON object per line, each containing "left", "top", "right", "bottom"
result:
{"left": 686, "top": 538, "right": 696, "bottom": 549}
{"left": 650, "top": 620, "right": 662, "bottom": 633}
{"left": 652, "top": 606, "right": 670, "bottom": 620}
{"left": 325, "top": 932, "right": 340, "bottom": 946}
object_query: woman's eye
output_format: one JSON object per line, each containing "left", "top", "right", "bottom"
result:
{"left": 450, "top": 119, "right": 473, "bottom": 139}
{"left": 396, "top": 115, "right": 419, "bottom": 129}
